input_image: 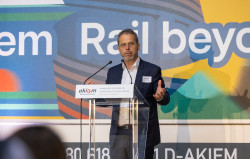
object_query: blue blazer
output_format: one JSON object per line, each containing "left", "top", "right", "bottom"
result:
{"left": 106, "top": 59, "right": 170, "bottom": 148}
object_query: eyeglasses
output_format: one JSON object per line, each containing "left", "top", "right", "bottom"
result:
{"left": 119, "top": 42, "right": 136, "bottom": 49}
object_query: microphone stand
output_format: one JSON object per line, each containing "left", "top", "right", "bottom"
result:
{"left": 121, "top": 59, "right": 133, "bottom": 159}
{"left": 79, "top": 61, "right": 112, "bottom": 159}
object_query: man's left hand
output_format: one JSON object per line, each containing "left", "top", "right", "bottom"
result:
{"left": 153, "top": 80, "right": 166, "bottom": 101}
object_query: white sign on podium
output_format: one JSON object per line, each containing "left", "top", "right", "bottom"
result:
{"left": 75, "top": 84, "right": 134, "bottom": 99}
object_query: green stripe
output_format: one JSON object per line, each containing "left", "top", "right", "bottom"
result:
{"left": 0, "top": 5, "right": 65, "bottom": 8}
{"left": 0, "top": 12, "right": 73, "bottom": 21}
{"left": 0, "top": 104, "right": 58, "bottom": 109}
{"left": 0, "top": 92, "right": 57, "bottom": 99}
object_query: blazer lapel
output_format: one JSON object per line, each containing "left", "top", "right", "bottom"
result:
{"left": 115, "top": 64, "right": 123, "bottom": 84}
{"left": 135, "top": 59, "right": 144, "bottom": 88}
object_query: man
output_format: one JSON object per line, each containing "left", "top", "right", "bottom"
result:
{"left": 87, "top": 28, "right": 170, "bottom": 159}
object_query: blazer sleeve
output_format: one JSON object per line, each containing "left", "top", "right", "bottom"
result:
{"left": 153, "top": 67, "right": 170, "bottom": 106}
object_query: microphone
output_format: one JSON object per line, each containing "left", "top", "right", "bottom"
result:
{"left": 121, "top": 59, "right": 133, "bottom": 159}
{"left": 80, "top": 60, "right": 112, "bottom": 154}
{"left": 121, "top": 59, "right": 132, "bottom": 84}
{"left": 83, "top": 61, "right": 112, "bottom": 84}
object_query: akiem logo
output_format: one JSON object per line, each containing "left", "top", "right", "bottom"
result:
{"left": 79, "top": 88, "right": 97, "bottom": 95}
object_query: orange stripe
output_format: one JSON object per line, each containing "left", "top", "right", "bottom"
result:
{"left": 55, "top": 76, "right": 75, "bottom": 92}
{"left": 58, "top": 101, "right": 89, "bottom": 119}
{"left": 56, "top": 88, "right": 88, "bottom": 107}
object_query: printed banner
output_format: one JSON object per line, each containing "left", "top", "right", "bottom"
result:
{"left": 1, "top": 1, "right": 250, "bottom": 158}
{"left": 1, "top": 0, "right": 250, "bottom": 121}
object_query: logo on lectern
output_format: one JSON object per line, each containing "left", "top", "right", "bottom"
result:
{"left": 79, "top": 88, "right": 97, "bottom": 94}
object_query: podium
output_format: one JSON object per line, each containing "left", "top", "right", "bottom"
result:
{"left": 75, "top": 84, "right": 149, "bottom": 159}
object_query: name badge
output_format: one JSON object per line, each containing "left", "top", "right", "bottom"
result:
{"left": 142, "top": 76, "right": 152, "bottom": 83}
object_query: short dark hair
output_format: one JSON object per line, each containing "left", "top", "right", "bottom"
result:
{"left": 8, "top": 126, "right": 66, "bottom": 159}
{"left": 117, "top": 28, "right": 139, "bottom": 45}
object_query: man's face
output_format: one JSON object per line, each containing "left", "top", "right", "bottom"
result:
{"left": 118, "top": 33, "right": 140, "bottom": 62}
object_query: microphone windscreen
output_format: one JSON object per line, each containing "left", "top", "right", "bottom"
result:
{"left": 109, "top": 61, "right": 112, "bottom": 64}
{"left": 121, "top": 59, "right": 124, "bottom": 63}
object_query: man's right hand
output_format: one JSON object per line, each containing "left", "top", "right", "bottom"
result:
{"left": 85, "top": 80, "right": 94, "bottom": 85}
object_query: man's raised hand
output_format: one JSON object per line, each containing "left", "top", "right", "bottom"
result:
{"left": 153, "top": 80, "right": 166, "bottom": 101}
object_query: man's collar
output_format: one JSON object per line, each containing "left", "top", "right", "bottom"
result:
{"left": 122, "top": 57, "right": 140, "bottom": 70}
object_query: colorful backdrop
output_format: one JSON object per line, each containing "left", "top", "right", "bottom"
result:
{"left": 1, "top": 0, "right": 250, "bottom": 158}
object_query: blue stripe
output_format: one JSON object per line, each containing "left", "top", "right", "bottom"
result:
{"left": 167, "top": 88, "right": 177, "bottom": 95}
{"left": 170, "top": 82, "right": 185, "bottom": 90}
{"left": 171, "top": 78, "right": 188, "bottom": 83}
{"left": 0, "top": 110, "right": 62, "bottom": 116}
{"left": 0, "top": 99, "right": 58, "bottom": 104}
{"left": 170, "top": 78, "right": 188, "bottom": 90}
